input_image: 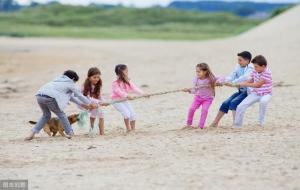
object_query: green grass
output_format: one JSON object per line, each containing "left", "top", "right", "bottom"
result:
{"left": 0, "top": 3, "right": 262, "bottom": 40}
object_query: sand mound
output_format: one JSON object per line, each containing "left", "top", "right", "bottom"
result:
{"left": 239, "top": 5, "right": 300, "bottom": 42}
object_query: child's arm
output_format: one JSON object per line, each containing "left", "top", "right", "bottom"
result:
{"left": 215, "top": 76, "right": 226, "bottom": 86}
{"left": 232, "top": 65, "right": 254, "bottom": 84}
{"left": 130, "top": 82, "right": 144, "bottom": 96}
{"left": 238, "top": 78, "right": 265, "bottom": 88}
{"left": 227, "top": 78, "right": 265, "bottom": 88}
{"left": 69, "top": 84, "right": 91, "bottom": 105}
{"left": 69, "top": 96, "right": 89, "bottom": 109}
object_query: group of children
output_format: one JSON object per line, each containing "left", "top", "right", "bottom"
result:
{"left": 184, "top": 51, "right": 272, "bottom": 129}
{"left": 25, "top": 51, "right": 273, "bottom": 140}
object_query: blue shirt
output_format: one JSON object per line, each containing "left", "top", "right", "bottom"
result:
{"left": 225, "top": 63, "right": 254, "bottom": 92}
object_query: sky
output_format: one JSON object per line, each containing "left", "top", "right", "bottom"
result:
{"left": 15, "top": 0, "right": 300, "bottom": 7}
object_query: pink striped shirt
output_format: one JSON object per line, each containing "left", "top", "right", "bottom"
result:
{"left": 191, "top": 77, "right": 219, "bottom": 99}
{"left": 251, "top": 68, "right": 273, "bottom": 95}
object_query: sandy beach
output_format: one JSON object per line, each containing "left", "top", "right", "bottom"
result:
{"left": 0, "top": 5, "right": 300, "bottom": 190}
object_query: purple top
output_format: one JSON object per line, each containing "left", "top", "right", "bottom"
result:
{"left": 190, "top": 77, "right": 215, "bottom": 99}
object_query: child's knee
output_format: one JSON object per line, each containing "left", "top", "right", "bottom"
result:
{"left": 121, "top": 110, "right": 131, "bottom": 119}
{"left": 229, "top": 99, "right": 240, "bottom": 109}
{"left": 260, "top": 99, "right": 269, "bottom": 107}
{"left": 202, "top": 105, "right": 211, "bottom": 113}
{"left": 237, "top": 103, "right": 247, "bottom": 111}
{"left": 189, "top": 106, "right": 198, "bottom": 112}
{"left": 43, "top": 112, "right": 51, "bottom": 117}
{"left": 201, "top": 108, "right": 209, "bottom": 115}
{"left": 130, "top": 113, "right": 136, "bottom": 121}
{"left": 42, "top": 113, "right": 51, "bottom": 120}
{"left": 220, "top": 101, "right": 230, "bottom": 113}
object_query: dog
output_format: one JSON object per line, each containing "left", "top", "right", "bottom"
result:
{"left": 29, "top": 114, "right": 79, "bottom": 137}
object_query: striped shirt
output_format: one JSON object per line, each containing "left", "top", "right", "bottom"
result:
{"left": 191, "top": 77, "right": 214, "bottom": 99}
{"left": 251, "top": 68, "right": 272, "bottom": 95}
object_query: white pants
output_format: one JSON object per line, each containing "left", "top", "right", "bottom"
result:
{"left": 235, "top": 93, "right": 272, "bottom": 127}
{"left": 113, "top": 101, "right": 136, "bottom": 121}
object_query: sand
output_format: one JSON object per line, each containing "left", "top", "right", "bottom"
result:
{"left": 0, "top": 5, "right": 300, "bottom": 190}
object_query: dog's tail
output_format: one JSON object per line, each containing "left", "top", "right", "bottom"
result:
{"left": 29, "top": 121, "right": 37, "bottom": 125}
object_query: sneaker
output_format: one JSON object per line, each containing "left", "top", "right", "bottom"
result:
{"left": 65, "top": 132, "right": 74, "bottom": 139}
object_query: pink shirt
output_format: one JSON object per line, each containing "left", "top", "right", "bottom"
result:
{"left": 111, "top": 79, "right": 144, "bottom": 100}
{"left": 251, "top": 68, "right": 272, "bottom": 95}
{"left": 191, "top": 77, "right": 215, "bottom": 99}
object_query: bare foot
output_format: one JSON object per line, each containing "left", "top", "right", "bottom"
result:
{"left": 209, "top": 123, "right": 218, "bottom": 128}
{"left": 182, "top": 125, "right": 192, "bottom": 130}
{"left": 24, "top": 132, "right": 35, "bottom": 141}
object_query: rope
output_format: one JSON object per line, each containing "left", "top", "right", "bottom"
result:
{"left": 107, "top": 88, "right": 185, "bottom": 105}
{"left": 77, "top": 84, "right": 212, "bottom": 127}
{"left": 106, "top": 84, "right": 212, "bottom": 105}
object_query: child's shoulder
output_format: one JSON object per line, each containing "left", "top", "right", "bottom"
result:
{"left": 112, "top": 79, "right": 129, "bottom": 87}
{"left": 262, "top": 68, "right": 272, "bottom": 78}
{"left": 265, "top": 67, "right": 272, "bottom": 73}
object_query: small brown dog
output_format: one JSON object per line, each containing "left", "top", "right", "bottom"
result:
{"left": 29, "top": 114, "right": 79, "bottom": 137}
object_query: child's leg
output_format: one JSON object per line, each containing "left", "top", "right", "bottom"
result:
{"left": 32, "top": 96, "right": 52, "bottom": 134}
{"left": 47, "top": 99, "right": 73, "bottom": 136}
{"left": 209, "top": 111, "right": 224, "bottom": 127}
{"left": 198, "top": 98, "right": 213, "bottom": 129}
{"left": 228, "top": 91, "right": 248, "bottom": 122}
{"left": 210, "top": 91, "right": 240, "bottom": 127}
{"left": 96, "top": 108, "right": 105, "bottom": 135}
{"left": 113, "top": 102, "right": 131, "bottom": 132}
{"left": 89, "top": 107, "right": 105, "bottom": 134}
{"left": 26, "top": 96, "right": 52, "bottom": 140}
{"left": 99, "top": 118, "right": 105, "bottom": 135}
{"left": 130, "top": 121, "right": 136, "bottom": 131}
{"left": 234, "top": 94, "right": 260, "bottom": 127}
{"left": 124, "top": 102, "right": 137, "bottom": 130}
{"left": 186, "top": 96, "right": 201, "bottom": 126}
{"left": 258, "top": 94, "right": 272, "bottom": 125}
{"left": 90, "top": 117, "right": 95, "bottom": 133}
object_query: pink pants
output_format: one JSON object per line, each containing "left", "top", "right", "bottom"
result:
{"left": 187, "top": 96, "right": 213, "bottom": 128}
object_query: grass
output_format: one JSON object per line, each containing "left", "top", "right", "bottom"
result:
{"left": 0, "top": 3, "right": 262, "bottom": 40}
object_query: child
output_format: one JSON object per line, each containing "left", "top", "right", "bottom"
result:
{"left": 111, "top": 64, "right": 145, "bottom": 132}
{"left": 183, "top": 63, "right": 218, "bottom": 129}
{"left": 25, "top": 70, "right": 95, "bottom": 140}
{"left": 82, "top": 67, "right": 108, "bottom": 135}
{"left": 210, "top": 51, "right": 254, "bottom": 127}
{"left": 226, "top": 55, "right": 272, "bottom": 127}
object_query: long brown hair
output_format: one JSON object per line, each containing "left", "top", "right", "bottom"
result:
{"left": 196, "top": 63, "right": 216, "bottom": 96}
{"left": 83, "top": 67, "right": 102, "bottom": 99}
{"left": 115, "top": 64, "right": 130, "bottom": 86}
